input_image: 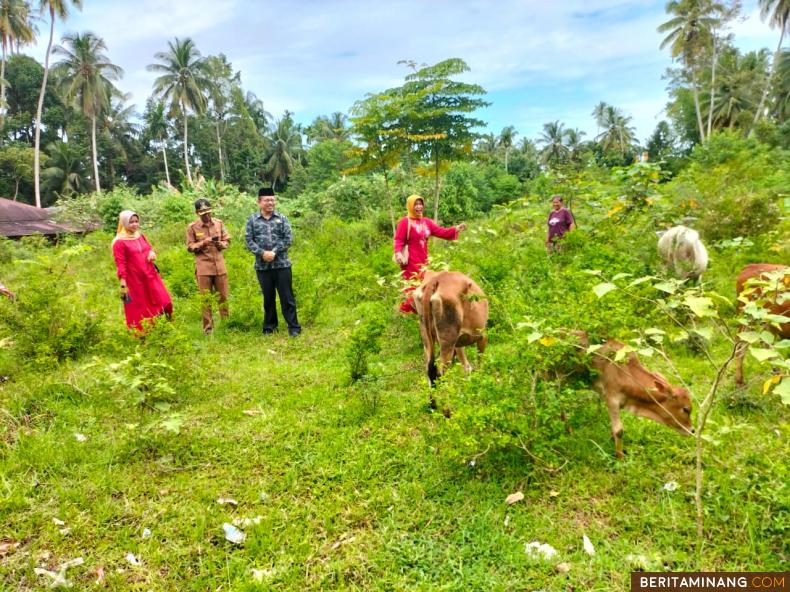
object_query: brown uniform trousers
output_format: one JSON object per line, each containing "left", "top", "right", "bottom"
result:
{"left": 186, "top": 217, "right": 230, "bottom": 332}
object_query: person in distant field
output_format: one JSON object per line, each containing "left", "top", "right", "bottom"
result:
{"left": 393, "top": 194, "right": 466, "bottom": 314}
{"left": 186, "top": 198, "right": 231, "bottom": 334}
{"left": 546, "top": 195, "right": 575, "bottom": 253}
{"left": 0, "top": 281, "right": 14, "bottom": 299}
{"left": 112, "top": 210, "right": 173, "bottom": 332}
{"left": 245, "top": 187, "right": 301, "bottom": 337}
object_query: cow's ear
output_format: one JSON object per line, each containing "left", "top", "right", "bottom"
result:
{"left": 654, "top": 380, "right": 672, "bottom": 396}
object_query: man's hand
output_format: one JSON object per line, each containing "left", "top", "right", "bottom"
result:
{"left": 261, "top": 251, "right": 276, "bottom": 263}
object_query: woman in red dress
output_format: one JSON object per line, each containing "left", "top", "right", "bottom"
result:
{"left": 393, "top": 194, "right": 466, "bottom": 313}
{"left": 112, "top": 210, "right": 173, "bottom": 331}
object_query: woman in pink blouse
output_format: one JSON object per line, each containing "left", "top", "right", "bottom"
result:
{"left": 393, "top": 194, "right": 466, "bottom": 313}
{"left": 112, "top": 210, "right": 173, "bottom": 331}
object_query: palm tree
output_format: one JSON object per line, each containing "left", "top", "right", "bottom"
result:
{"left": 0, "top": 0, "right": 34, "bottom": 130}
{"left": 538, "top": 120, "right": 569, "bottom": 166}
{"left": 658, "top": 0, "right": 721, "bottom": 142}
{"left": 774, "top": 48, "right": 790, "bottom": 121}
{"left": 52, "top": 31, "right": 122, "bottom": 194}
{"left": 240, "top": 90, "right": 271, "bottom": 135}
{"left": 474, "top": 132, "right": 498, "bottom": 161}
{"left": 595, "top": 105, "right": 635, "bottom": 155}
{"left": 266, "top": 111, "right": 302, "bottom": 190}
{"left": 42, "top": 139, "right": 85, "bottom": 199}
{"left": 147, "top": 37, "right": 210, "bottom": 185}
{"left": 498, "top": 125, "right": 517, "bottom": 172}
{"left": 33, "top": 0, "right": 82, "bottom": 208}
{"left": 705, "top": 48, "right": 767, "bottom": 130}
{"left": 204, "top": 53, "right": 238, "bottom": 182}
{"left": 564, "top": 127, "right": 586, "bottom": 162}
{"left": 305, "top": 112, "right": 349, "bottom": 144}
{"left": 592, "top": 100, "right": 609, "bottom": 136}
{"left": 143, "top": 99, "right": 171, "bottom": 186}
{"left": 750, "top": 0, "right": 790, "bottom": 132}
{"left": 99, "top": 93, "right": 138, "bottom": 186}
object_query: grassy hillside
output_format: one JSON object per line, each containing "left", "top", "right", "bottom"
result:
{"left": 0, "top": 177, "right": 788, "bottom": 590}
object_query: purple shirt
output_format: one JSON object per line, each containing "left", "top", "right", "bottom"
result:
{"left": 547, "top": 208, "right": 574, "bottom": 240}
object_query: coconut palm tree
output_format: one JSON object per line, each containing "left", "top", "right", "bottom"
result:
{"left": 33, "top": 0, "right": 82, "bottom": 208}
{"left": 498, "top": 125, "right": 517, "bottom": 172}
{"left": 266, "top": 111, "right": 302, "bottom": 190}
{"left": 147, "top": 37, "right": 210, "bottom": 185}
{"left": 750, "top": 0, "right": 790, "bottom": 131}
{"left": 240, "top": 90, "right": 271, "bottom": 135}
{"left": 595, "top": 105, "right": 636, "bottom": 155}
{"left": 143, "top": 98, "right": 171, "bottom": 186}
{"left": 658, "top": 0, "right": 721, "bottom": 142}
{"left": 52, "top": 31, "right": 122, "bottom": 194}
{"left": 592, "top": 100, "right": 609, "bottom": 136}
{"left": 42, "top": 139, "right": 85, "bottom": 199}
{"left": 538, "top": 120, "right": 569, "bottom": 166}
{"left": 0, "top": 0, "right": 34, "bottom": 130}
{"left": 204, "top": 53, "right": 238, "bottom": 182}
{"left": 564, "top": 127, "right": 586, "bottom": 162}
{"left": 99, "top": 93, "right": 138, "bottom": 186}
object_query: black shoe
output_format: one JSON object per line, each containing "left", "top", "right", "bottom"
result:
{"left": 289, "top": 330, "right": 301, "bottom": 337}
{"left": 263, "top": 329, "right": 275, "bottom": 335}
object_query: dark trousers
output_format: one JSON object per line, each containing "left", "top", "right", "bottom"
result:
{"left": 255, "top": 267, "right": 300, "bottom": 333}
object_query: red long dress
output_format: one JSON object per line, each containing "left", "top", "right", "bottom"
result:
{"left": 393, "top": 216, "right": 458, "bottom": 313}
{"left": 113, "top": 235, "right": 173, "bottom": 330}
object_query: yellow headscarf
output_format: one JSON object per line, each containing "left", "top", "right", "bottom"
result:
{"left": 112, "top": 210, "right": 141, "bottom": 244}
{"left": 406, "top": 194, "right": 424, "bottom": 219}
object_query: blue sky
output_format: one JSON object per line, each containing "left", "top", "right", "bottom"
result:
{"left": 25, "top": 0, "right": 780, "bottom": 144}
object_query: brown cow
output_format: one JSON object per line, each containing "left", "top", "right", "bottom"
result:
{"left": 585, "top": 337, "right": 693, "bottom": 458}
{"left": 413, "top": 271, "right": 488, "bottom": 386}
{"left": 735, "top": 263, "right": 790, "bottom": 386}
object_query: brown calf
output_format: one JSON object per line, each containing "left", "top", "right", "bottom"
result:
{"left": 734, "top": 263, "right": 790, "bottom": 385}
{"left": 588, "top": 339, "right": 693, "bottom": 458}
{"left": 413, "top": 271, "right": 488, "bottom": 386}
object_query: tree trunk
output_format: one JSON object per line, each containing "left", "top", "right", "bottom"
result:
{"left": 215, "top": 120, "right": 225, "bottom": 182}
{"left": 432, "top": 145, "right": 441, "bottom": 221}
{"left": 182, "top": 104, "right": 192, "bottom": 185}
{"left": 749, "top": 29, "right": 786, "bottom": 137}
{"left": 691, "top": 68, "right": 706, "bottom": 142}
{"left": 13, "top": 178, "right": 18, "bottom": 200}
{"left": 162, "top": 143, "right": 171, "bottom": 186}
{"left": 504, "top": 147, "right": 509, "bottom": 173}
{"left": 91, "top": 115, "right": 101, "bottom": 194}
{"left": 34, "top": 11, "right": 56, "bottom": 208}
{"left": 383, "top": 168, "right": 395, "bottom": 234}
{"left": 707, "top": 36, "right": 718, "bottom": 138}
{"left": 1, "top": 39, "right": 7, "bottom": 139}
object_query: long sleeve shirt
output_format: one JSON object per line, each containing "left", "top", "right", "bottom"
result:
{"left": 245, "top": 211, "right": 293, "bottom": 270}
{"left": 186, "top": 217, "right": 230, "bottom": 276}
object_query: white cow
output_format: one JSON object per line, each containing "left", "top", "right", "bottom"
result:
{"left": 657, "top": 226, "right": 708, "bottom": 281}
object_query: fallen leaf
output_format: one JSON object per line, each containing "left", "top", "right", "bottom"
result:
{"left": 142, "top": 528, "right": 151, "bottom": 539}
{"left": 251, "top": 568, "right": 274, "bottom": 582}
{"left": 242, "top": 409, "right": 261, "bottom": 416}
{"left": 555, "top": 562, "right": 572, "bottom": 574}
{"left": 52, "top": 517, "right": 65, "bottom": 526}
{"left": 267, "top": 349, "right": 276, "bottom": 355}
{"left": 548, "top": 490, "right": 560, "bottom": 498}
{"left": 59, "top": 527, "right": 71, "bottom": 536}
{"left": 74, "top": 433, "right": 87, "bottom": 442}
{"left": 505, "top": 491, "right": 524, "bottom": 505}
{"left": 223, "top": 523, "right": 246, "bottom": 544}
{"left": 216, "top": 497, "right": 238, "bottom": 506}
{"left": 259, "top": 492, "right": 269, "bottom": 503}
{"left": 233, "top": 516, "right": 263, "bottom": 527}
{"left": 662, "top": 481, "right": 678, "bottom": 492}
{"left": 582, "top": 534, "right": 595, "bottom": 556}
{"left": 503, "top": 515, "right": 510, "bottom": 527}
{"left": 0, "top": 539, "right": 20, "bottom": 557}
{"left": 525, "top": 541, "right": 558, "bottom": 560}
{"left": 125, "top": 552, "right": 141, "bottom": 566}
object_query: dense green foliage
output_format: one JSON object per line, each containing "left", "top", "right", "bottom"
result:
{"left": 1, "top": 142, "right": 788, "bottom": 588}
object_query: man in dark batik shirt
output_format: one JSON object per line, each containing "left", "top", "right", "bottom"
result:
{"left": 245, "top": 187, "right": 301, "bottom": 336}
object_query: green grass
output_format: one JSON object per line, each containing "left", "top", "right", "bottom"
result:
{"left": 0, "top": 206, "right": 788, "bottom": 590}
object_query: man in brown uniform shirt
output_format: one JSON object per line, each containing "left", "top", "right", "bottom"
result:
{"left": 186, "top": 199, "right": 230, "bottom": 333}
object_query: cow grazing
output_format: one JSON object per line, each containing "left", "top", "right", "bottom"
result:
{"left": 413, "top": 271, "right": 488, "bottom": 387}
{"left": 657, "top": 225, "right": 709, "bottom": 281}
{"left": 734, "top": 263, "right": 790, "bottom": 386}
{"left": 584, "top": 337, "right": 693, "bottom": 458}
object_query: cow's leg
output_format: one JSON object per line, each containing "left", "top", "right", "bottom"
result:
{"left": 605, "top": 398, "right": 625, "bottom": 459}
{"left": 455, "top": 347, "right": 472, "bottom": 373}
{"left": 418, "top": 319, "right": 439, "bottom": 387}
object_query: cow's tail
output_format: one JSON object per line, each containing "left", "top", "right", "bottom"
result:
{"left": 422, "top": 277, "right": 440, "bottom": 386}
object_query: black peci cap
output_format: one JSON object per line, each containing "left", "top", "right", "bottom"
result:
{"left": 258, "top": 187, "right": 275, "bottom": 197}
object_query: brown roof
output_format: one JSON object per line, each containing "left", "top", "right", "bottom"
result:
{"left": 0, "top": 197, "right": 77, "bottom": 237}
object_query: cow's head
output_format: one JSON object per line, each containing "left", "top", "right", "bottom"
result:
{"left": 647, "top": 380, "right": 694, "bottom": 436}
